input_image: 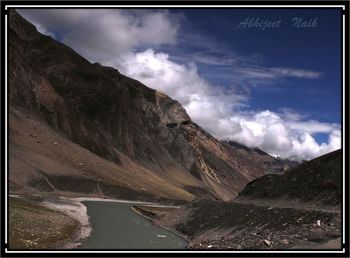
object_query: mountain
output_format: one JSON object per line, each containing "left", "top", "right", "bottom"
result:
{"left": 9, "top": 10, "right": 289, "bottom": 203}
{"left": 137, "top": 149, "right": 342, "bottom": 249}
{"left": 237, "top": 149, "right": 342, "bottom": 207}
{"left": 222, "top": 140, "right": 298, "bottom": 175}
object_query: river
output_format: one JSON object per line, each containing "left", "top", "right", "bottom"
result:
{"left": 80, "top": 200, "right": 187, "bottom": 249}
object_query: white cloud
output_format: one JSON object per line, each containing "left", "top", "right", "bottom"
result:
{"left": 17, "top": 9, "right": 340, "bottom": 161}
{"left": 115, "top": 50, "right": 340, "bottom": 161}
{"left": 270, "top": 67, "right": 322, "bottom": 79}
{"left": 228, "top": 111, "right": 340, "bottom": 160}
{"left": 114, "top": 49, "right": 246, "bottom": 136}
{"left": 237, "top": 66, "right": 322, "bottom": 80}
{"left": 18, "top": 9, "right": 179, "bottom": 62}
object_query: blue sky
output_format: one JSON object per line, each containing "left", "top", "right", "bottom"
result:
{"left": 164, "top": 9, "right": 342, "bottom": 125}
{"left": 18, "top": 8, "right": 342, "bottom": 160}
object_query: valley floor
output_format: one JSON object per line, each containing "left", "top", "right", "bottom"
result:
{"left": 8, "top": 194, "right": 186, "bottom": 249}
{"left": 134, "top": 200, "right": 342, "bottom": 250}
{"left": 8, "top": 194, "right": 342, "bottom": 250}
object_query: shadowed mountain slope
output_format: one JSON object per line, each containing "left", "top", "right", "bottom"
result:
{"left": 237, "top": 149, "right": 342, "bottom": 207}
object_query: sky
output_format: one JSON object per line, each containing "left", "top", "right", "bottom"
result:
{"left": 17, "top": 8, "right": 342, "bottom": 161}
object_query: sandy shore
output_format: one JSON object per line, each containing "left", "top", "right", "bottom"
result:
{"left": 38, "top": 197, "right": 91, "bottom": 248}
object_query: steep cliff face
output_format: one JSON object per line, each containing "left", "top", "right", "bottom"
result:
{"left": 9, "top": 10, "right": 274, "bottom": 202}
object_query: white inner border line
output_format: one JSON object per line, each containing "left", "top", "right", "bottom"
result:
{"left": 5, "top": 5, "right": 346, "bottom": 9}
{"left": 5, "top": 13, "right": 8, "bottom": 245}
{"left": 4, "top": 4, "right": 347, "bottom": 254}
{"left": 3, "top": 250, "right": 347, "bottom": 254}
{"left": 2, "top": 249, "right": 345, "bottom": 254}
{"left": 342, "top": 12, "right": 346, "bottom": 244}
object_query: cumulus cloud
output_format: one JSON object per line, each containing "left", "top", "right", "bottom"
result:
{"left": 114, "top": 49, "right": 246, "bottom": 134}
{"left": 18, "top": 9, "right": 341, "bottom": 161}
{"left": 115, "top": 49, "right": 340, "bottom": 161}
{"left": 228, "top": 111, "right": 340, "bottom": 160}
{"left": 18, "top": 9, "right": 179, "bottom": 62}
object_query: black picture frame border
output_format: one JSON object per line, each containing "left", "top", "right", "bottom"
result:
{"left": 1, "top": 1, "right": 349, "bottom": 257}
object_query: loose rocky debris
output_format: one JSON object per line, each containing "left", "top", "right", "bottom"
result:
{"left": 141, "top": 199, "right": 341, "bottom": 250}
{"left": 187, "top": 219, "right": 341, "bottom": 250}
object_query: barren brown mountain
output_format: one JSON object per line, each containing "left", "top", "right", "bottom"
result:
{"left": 7, "top": 10, "right": 343, "bottom": 251}
{"left": 9, "top": 10, "right": 292, "bottom": 203}
{"left": 136, "top": 150, "right": 342, "bottom": 249}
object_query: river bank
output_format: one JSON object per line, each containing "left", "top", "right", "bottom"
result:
{"left": 80, "top": 201, "right": 187, "bottom": 249}
{"left": 10, "top": 194, "right": 342, "bottom": 250}
{"left": 133, "top": 199, "right": 342, "bottom": 250}
{"left": 8, "top": 196, "right": 79, "bottom": 249}
{"left": 9, "top": 194, "right": 187, "bottom": 249}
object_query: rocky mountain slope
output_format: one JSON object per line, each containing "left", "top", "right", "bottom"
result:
{"left": 136, "top": 149, "right": 342, "bottom": 249}
{"left": 9, "top": 10, "right": 291, "bottom": 203}
{"left": 237, "top": 149, "right": 342, "bottom": 207}
{"left": 222, "top": 141, "right": 298, "bottom": 176}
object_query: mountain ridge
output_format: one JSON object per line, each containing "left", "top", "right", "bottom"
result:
{"left": 9, "top": 10, "right": 293, "bottom": 202}
{"left": 135, "top": 149, "right": 342, "bottom": 249}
